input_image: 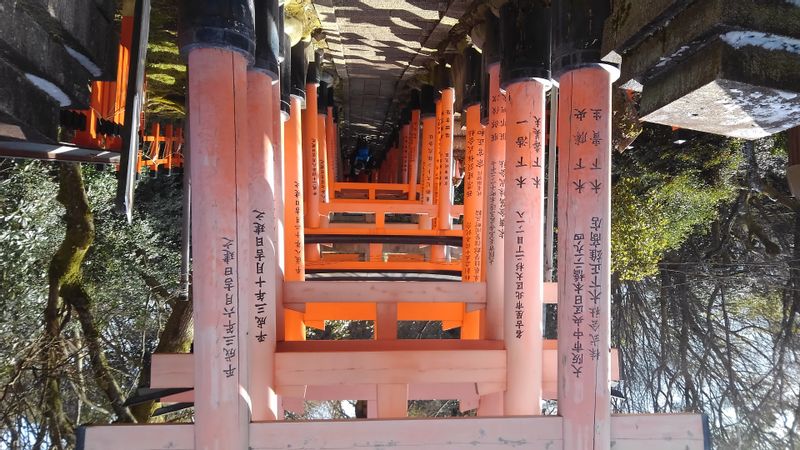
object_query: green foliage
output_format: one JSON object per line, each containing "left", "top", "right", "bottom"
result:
{"left": 612, "top": 173, "right": 734, "bottom": 280}
{"left": 145, "top": 0, "right": 185, "bottom": 120}
{"left": 611, "top": 127, "right": 742, "bottom": 280}
{"left": 0, "top": 160, "right": 185, "bottom": 446}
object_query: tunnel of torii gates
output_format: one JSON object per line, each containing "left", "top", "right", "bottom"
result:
{"left": 78, "top": 1, "right": 709, "bottom": 449}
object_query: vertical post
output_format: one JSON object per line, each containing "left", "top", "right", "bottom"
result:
{"left": 400, "top": 115, "right": 410, "bottom": 184}
{"left": 503, "top": 78, "right": 547, "bottom": 415}
{"left": 245, "top": 70, "right": 278, "bottom": 421}
{"left": 552, "top": 0, "right": 615, "bottom": 446}
{"left": 419, "top": 85, "right": 437, "bottom": 233}
{"left": 500, "top": 0, "right": 550, "bottom": 416}
{"left": 302, "top": 49, "right": 321, "bottom": 261}
{"left": 180, "top": 0, "right": 254, "bottom": 445}
{"left": 545, "top": 86, "right": 558, "bottom": 281}
{"left": 326, "top": 95, "right": 337, "bottom": 197}
{"left": 431, "top": 82, "right": 447, "bottom": 262}
{"left": 479, "top": 12, "right": 506, "bottom": 414}
{"left": 419, "top": 85, "right": 437, "bottom": 207}
{"left": 276, "top": 9, "right": 290, "bottom": 344}
{"left": 407, "top": 90, "right": 422, "bottom": 201}
{"left": 462, "top": 46, "right": 486, "bottom": 340}
{"left": 484, "top": 44, "right": 505, "bottom": 343}
{"left": 317, "top": 82, "right": 329, "bottom": 204}
{"left": 284, "top": 40, "right": 308, "bottom": 341}
{"left": 437, "top": 86, "right": 454, "bottom": 235}
{"left": 556, "top": 65, "right": 613, "bottom": 450}
{"left": 242, "top": 0, "right": 280, "bottom": 422}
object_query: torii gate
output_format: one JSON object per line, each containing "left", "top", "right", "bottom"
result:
{"left": 78, "top": 1, "right": 709, "bottom": 449}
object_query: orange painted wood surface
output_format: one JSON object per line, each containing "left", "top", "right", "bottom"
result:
{"left": 283, "top": 95, "right": 305, "bottom": 282}
{"left": 557, "top": 65, "right": 614, "bottom": 450}
{"left": 244, "top": 70, "right": 279, "bottom": 420}
{"left": 325, "top": 106, "right": 337, "bottom": 189}
{"left": 302, "top": 84, "right": 321, "bottom": 228}
{"left": 503, "top": 79, "right": 548, "bottom": 415}
{"left": 408, "top": 109, "right": 422, "bottom": 200}
{"left": 317, "top": 110, "right": 329, "bottom": 203}
{"left": 274, "top": 349, "right": 506, "bottom": 387}
{"left": 484, "top": 62, "right": 506, "bottom": 343}
{"left": 186, "top": 47, "right": 249, "bottom": 449}
{"left": 437, "top": 87, "right": 454, "bottom": 231}
{"left": 283, "top": 281, "right": 486, "bottom": 305}
{"left": 79, "top": 414, "right": 707, "bottom": 450}
{"left": 420, "top": 115, "right": 436, "bottom": 206}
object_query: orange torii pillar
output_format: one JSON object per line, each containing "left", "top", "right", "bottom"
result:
{"left": 500, "top": 0, "right": 549, "bottom": 416}
{"left": 477, "top": 14, "right": 506, "bottom": 415}
{"left": 418, "top": 85, "right": 437, "bottom": 230}
{"left": 400, "top": 108, "right": 411, "bottom": 184}
{"left": 274, "top": 3, "right": 288, "bottom": 352}
{"left": 407, "top": 90, "right": 422, "bottom": 201}
{"left": 302, "top": 48, "right": 321, "bottom": 260}
{"left": 461, "top": 46, "right": 487, "bottom": 341}
{"left": 241, "top": 0, "right": 280, "bottom": 421}
{"left": 284, "top": 40, "right": 308, "bottom": 341}
{"left": 483, "top": 12, "right": 506, "bottom": 364}
{"left": 180, "top": 2, "right": 253, "bottom": 447}
{"left": 553, "top": 0, "right": 619, "bottom": 445}
{"left": 317, "top": 81, "right": 330, "bottom": 205}
{"left": 435, "top": 64, "right": 454, "bottom": 262}
{"left": 555, "top": 59, "right": 618, "bottom": 450}
{"left": 433, "top": 88, "right": 443, "bottom": 207}
{"left": 325, "top": 89, "right": 337, "bottom": 196}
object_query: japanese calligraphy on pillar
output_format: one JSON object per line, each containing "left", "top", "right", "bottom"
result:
{"left": 293, "top": 180, "right": 303, "bottom": 275}
{"left": 556, "top": 66, "right": 614, "bottom": 449}
{"left": 422, "top": 119, "right": 436, "bottom": 204}
{"left": 571, "top": 232, "right": 585, "bottom": 377}
{"left": 221, "top": 236, "right": 237, "bottom": 378}
{"left": 565, "top": 105, "right": 606, "bottom": 378}
{"left": 505, "top": 82, "right": 544, "bottom": 340}
{"left": 439, "top": 102, "right": 452, "bottom": 190}
{"left": 310, "top": 138, "right": 319, "bottom": 196}
{"left": 503, "top": 80, "right": 547, "bottom": 415}
{"left": 487, "top": 92, "right": 506, "bottom": 265}
{"left": 463, "top": 119, "right": 486, "bottom": 281}
{"left": 252, "top": 210, "right": 268, "bottom": 344}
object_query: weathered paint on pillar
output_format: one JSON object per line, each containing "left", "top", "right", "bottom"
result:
{"left": 302, "top": 83, "right": 321, "bottom": 229}
{"left": 485, "top": 62, "right": 506, "bottom": 342}
{"left": 557, "top": 65, "right": 613, "bottom": 450}
{"left": 437, "top": 87, "right": 454, "bottom": 232}
{"left": 401, "top": 122, "right": 410, "bottom": 184}
{"left": 245, "top": 70, "right": 278, "bottom": 421}
{"left": 325, "top": 106, "right": 336, "bottom": 196}
{"left": 317, "top": 109, "right": 329, "bottom": 204}
{"left": 284, "top": 95, "right": 307, "bottom": 340}
{"left": 430, "top": 95, "right": 446, "bottom": 262}
{"left": 462, "top": 104, "right": 486, "bottom": 284}
{"left": 187, "top": 47, "right": 249, "bottom": 450}
{"left": 462, "top": 103, "right": 486, "bottom": 340}
{"left": 503, "top": 79, "right": 547, "bottom": 415}
{"left": 302, "top": 83, "right": 321, "bottom": 261}
{"left": 477, "top": 61, "right": 507, "bottom": 416}
{"left": 408, "top": 107, "right": 421, "bottom": 201}
{"left": 433, "top": 98, "right": 442, "bottom": 207}
{"left": 420, "top": 117, "right": 436, "bottom": 206}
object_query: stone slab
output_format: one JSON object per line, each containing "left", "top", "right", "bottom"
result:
{"left": 26, "top": 0, "right": 119, "bottom": 79}
{"left": 640, "top": 37, "right": 800, "bottom": 139}
{"left": 0, "top": 55, "right": 60, "bottom": 142}
{"left": 0, "top": 0, "right": 93, "bottom": 107}
{"left": 603, "top": 0, "right": 800, "bottom": 89}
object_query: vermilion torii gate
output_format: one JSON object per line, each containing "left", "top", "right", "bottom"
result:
{"left": 78, "top": 1, "right": 709, "bottom": 449}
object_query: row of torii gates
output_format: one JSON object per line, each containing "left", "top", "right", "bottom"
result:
{"left": 80, "top": 1, "right": 709, "bottom": 449}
